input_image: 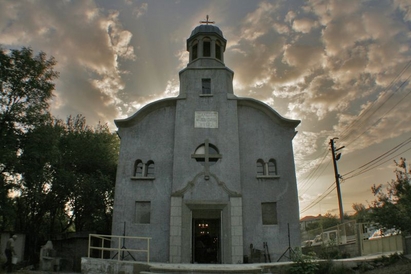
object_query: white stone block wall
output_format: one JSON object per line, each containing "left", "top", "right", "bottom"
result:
{"left": 169, "top": 197, "right": 182, "bottom": 263}
{"left": 230, "top": 197, "right": 243, "bottom": 263}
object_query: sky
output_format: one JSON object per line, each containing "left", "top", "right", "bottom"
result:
{"left": 1, "top": 0, "right": 411, "bottom": 219}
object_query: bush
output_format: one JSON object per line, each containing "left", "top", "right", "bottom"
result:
{"left": 287, "top": 248, "right": 319, "bottom": 274}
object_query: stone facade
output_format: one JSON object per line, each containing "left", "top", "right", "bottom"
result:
{"left": 111, "top": 24, "right": 301, "bottom": 264}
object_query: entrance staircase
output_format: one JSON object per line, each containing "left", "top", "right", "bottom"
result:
{"left": 81, "top": 257, "right": 292, "bottom": 273}
{"left": 139, "top": 262, "right": 289, "bottom": 274}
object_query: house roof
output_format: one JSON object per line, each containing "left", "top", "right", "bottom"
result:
{"left": 300, "top": 215, "right": 323, "bottom": 222}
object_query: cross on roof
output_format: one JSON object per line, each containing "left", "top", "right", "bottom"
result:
{"left": 191, "top": 139, "right": 221, "bottom": 180}
{"left": 200, "top": 15, "right": 215, "bottom": 25}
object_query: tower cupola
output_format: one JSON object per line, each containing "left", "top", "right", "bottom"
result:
{"left": 187, "top": 16, "right": 227, "bottom": 65}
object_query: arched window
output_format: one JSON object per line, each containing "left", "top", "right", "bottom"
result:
{"left": 134, "top": 160, "right": 144, "bottom": 177}
{"left": 203, "top": 38, "right": 211, "bottom": 57}
{"left": 256, "top": 158, "right": 279, "bottom": 178}
{"left": 257, "top": 159, "right": 265, "bottom": 176}
{"left": 215, "top": 40, "right": 222, "bottom": 60}
{"left": 133, "top": 159, "right": 155, "bottom": 179}
{"left": 193, "top": 143, "right": 220, "bottom": 165}
{"left": 268, "top": 159, "right": 277, "bottom": 175}
{"left": 192, "top": 41, "right": 198, "bottom": 61}
{"left": 146, "top": 160, "right": 155, "bottom": 177}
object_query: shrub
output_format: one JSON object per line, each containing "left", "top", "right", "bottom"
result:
{"left": 287, "top": 247, "right": 319, "bottom": 274}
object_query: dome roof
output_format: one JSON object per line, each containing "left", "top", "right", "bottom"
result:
{"left": 190, "top": 24, "right": 224, "bottom": 38}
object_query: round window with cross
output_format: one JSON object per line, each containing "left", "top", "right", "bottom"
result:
{"left": 191, "top": 139, "right": 221, "bottom": 166}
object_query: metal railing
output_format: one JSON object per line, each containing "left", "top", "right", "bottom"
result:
{"left": 88, "top": 234, "right": 152, "bottom": 263}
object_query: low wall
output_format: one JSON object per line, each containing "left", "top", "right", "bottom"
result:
{"left": 302, "top": 242, "right": 359, "bottom": 258}
{"left": 404, "top": 236, "right": 411, "bottom": 255}
{"left": 362, "top": 235, "right": 403, "bottom": 255}
{"left": 52, "top": 232, "right": 90, "bottom": 272}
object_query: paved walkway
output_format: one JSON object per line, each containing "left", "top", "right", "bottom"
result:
{"left": 12, "top": 252, "right": 409, "bottom": 274}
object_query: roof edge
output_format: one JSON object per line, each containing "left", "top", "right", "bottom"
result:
{"left": 115, "top": 97, "right": 178, "bottom": 128}
{"left": 236, "top": 97, "right": 301, "bottom": 128}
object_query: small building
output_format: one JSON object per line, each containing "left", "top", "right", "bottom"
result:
{"left": 112, "top": 21, "right": 301, "bottom": 264}
{"left": 300, "top": 215, "right": 323, "bottom": 231}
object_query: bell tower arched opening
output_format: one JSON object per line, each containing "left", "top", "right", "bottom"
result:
{"left": 186, "top": 21, "right": 227, "bottom": 65}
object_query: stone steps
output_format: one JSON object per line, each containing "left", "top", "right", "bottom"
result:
{"left": 141, "top": 264, "right": 274, "bottom": 273}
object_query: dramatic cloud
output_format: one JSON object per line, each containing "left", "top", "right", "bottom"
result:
{"left": 1, "top": 0, "right": 410, "bottom": 217}
{"left": 0, "top": 0, "right": 135, "bottom": 125}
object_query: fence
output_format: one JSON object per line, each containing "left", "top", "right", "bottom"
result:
{"left": 87, "top": 234, "right": 152, "bottom": 263}
{"left": 361, "top": 234, "right": 403, "bottom": 255}
{"left": 301, "top": 221, "right": 404, "bottom": 257}
{"left": 301, "top": 220, "right": 357, "bottom": 247}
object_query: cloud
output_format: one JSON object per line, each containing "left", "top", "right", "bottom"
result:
{"left": 133, "top": 3, "right": 148, "bottom": 18}
{"left": 229, "top": 0, "right": 411, "bottom": 148}
{"left": 393, "top": 0, "right": 411, "bottom": 21}
{"left": 292, "top": 17, "right": 319, "bottom": 33}
{"left": 335, "top": 82, "right": 411, "bottom": 150}
{"left": 0, "top": 0, "right": 136, "bottom": 126}
{"left": 106, "top": 11, "right": 136, "bottom": 61}
{"left": 282, "top": 43, "right": 325, "bottom": 71}
{"left": 0, "top": 0, "right": 410, "bottom": 217}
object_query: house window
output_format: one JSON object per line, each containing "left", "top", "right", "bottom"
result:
{"left": 146, "top": 160, "right": 155, "bottom": 177}
{"left": 257, "top": 159, "right": 265, "bottom": 176}
{"left": 262, "top": 202, "right": 278, "bottom": 225}
{"left": 203, "top": 38, "right": 211, "bottom": 57}
{"left": 268, "top": 159, "right": 277, "bottom": 175}
{"left": 256, "top": 159, "right": 279, "bottom": 178}
{"left": 132, "top": 159, "right": 155, "bottom": 179}
{"left": 135, "top": 201, "right": 151, "bottom": 224}
{"left": 134, "top": 160, "right": 144, "bottom": 177}
{"left": 202, "top": 79, "right": 211, "bottom": 94}
{"left": 192, "top": 42, "right": 198, "bottom": 60}
{"left": 215, "top": 40, "right": 221, "bottom": 60}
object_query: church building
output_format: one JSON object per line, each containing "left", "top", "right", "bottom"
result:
{"left": 112, "top": 21, "right": 301, "bottom": 264}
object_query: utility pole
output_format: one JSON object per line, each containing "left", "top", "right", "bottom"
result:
{"left": 330, "top": 138, "right": 345, "bottom": 223}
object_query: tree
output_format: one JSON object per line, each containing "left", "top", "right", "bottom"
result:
{"left": 370, "top": 157, "right": 411, "bottom": 235}
{"left": 351, "top": 203, "right": 371, "bottom": 223}
{"left": 0, "top": 47, "right": 58, "bottom": 231}
{"left": 59, "top": 115, "right": 119, "bottom": 233}
{"left": 14, "top": 119, "right": 66, "bottom": 261}
{"left": 15, "top": 115, "right": 119, "bottom": 261}
{"left": 303, "top": 213, "right": 340, "bottom": 232}
{"left": 0, "top": 48, "right": 120, "bottom": 262}
{"left": 321, "top": 213, "right": 340, "bottom": 229}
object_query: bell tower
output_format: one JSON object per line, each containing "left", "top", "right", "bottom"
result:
{"left": 186, "top": 16, "right": 227, "bottom": 67}
{"left": 170, "top": 17, "right": 243, "bottom": 264}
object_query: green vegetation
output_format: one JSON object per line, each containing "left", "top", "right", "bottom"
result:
{"left": 369, "top": 158, "right": 411, "bottom": 235}
{"left": 288, "top": 248, "right": 319, "bottom": 274}
{"left": 0, "top": 47, "right": 119, "bottom": 262}
{"left": 304, "top": 213, "right": 341, "bottom": 231}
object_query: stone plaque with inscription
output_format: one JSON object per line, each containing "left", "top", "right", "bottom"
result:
{"left": 195, "top": 111, "right": 218, "bottom": 128}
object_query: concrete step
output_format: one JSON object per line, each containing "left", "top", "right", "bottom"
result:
{"left": 146, "top": 264, "right": 264, "bottom": 274}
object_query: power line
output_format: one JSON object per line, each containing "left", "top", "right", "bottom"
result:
{"left": 342, "top": 136, "right": 411, "bottom": 178}
{"left": 345, "top": 74, "right": 411, "bottom": 145}
{"left": 300, "top": 181, "right": 336, "bottom": 214}
{"left": 342, "top": 139, "right": 411, "bottom": 180}
{"left": 300, "top": 60, "right": 411, "bottom": 216}
{"left": 301, "top": 140, "right": 411, "bottom": 214}
{"left": 297, "top": 149, "right": 330, "bottom": 193}
{"left": 339, "top": 60, "right": 411, "bottom": 142}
